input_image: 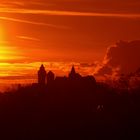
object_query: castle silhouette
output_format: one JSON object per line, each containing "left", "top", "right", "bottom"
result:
{"left": 1, "top": 65, "right": 140, "bottom": 140}
{"left": 37, "top": 64, "right": 96, "bottom": 86}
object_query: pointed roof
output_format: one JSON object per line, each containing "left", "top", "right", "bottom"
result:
{"left": 40, "top": 64, "right": 44, "bottom": 68}
{"left": 70, "top": 65, "right": 76, "bottom": 74}
{"left": 39, "top": 64, "right": 46, "bottom": 72}
{"left": 47, "top": 71, "right": 55, "bottom": 76}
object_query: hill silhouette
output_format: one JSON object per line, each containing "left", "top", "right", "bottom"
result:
{"left": 0, "top": 65, "right": 140, "bottom": 140}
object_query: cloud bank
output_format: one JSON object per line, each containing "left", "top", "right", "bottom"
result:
{"left": 96, "top": 40, "right": 140, "bottom": 77}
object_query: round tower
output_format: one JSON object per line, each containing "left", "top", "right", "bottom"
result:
{"left": 47, "top": 71, "right": 55, "bottom": 84}
{"left": 38, "top": 64, "right": 47, "bottom": 85}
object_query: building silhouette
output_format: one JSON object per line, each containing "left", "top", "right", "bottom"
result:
{"left": 37, "top": 65, "right": 96, "bottom": 87}
{"left": 47, "top": 71, "right": 55, "bottom": 84}
{"left": 69, "top": 65, "right": 81, "bottom": 80}
{"left": 38, "top": 64, "right": 47, "bottom": 85}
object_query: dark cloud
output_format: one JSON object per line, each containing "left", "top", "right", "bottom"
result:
{"left": 96, "top": 40, "right": 140, "bottom": 76}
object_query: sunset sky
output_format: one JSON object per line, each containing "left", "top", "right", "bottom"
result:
{"left": 0, "top": 0, "right": 140, "bottom": 87}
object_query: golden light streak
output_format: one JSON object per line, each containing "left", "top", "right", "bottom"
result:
{"left": 17, "top": 36, "right": 40, "bottom": 41}
{"left": 0, "top": 16, "right": 67, "bottom": 29}
{"left": 0, "top": 8, "right": 140, "bottom": 18}
{"left": 0, "top": 46, "right": 24, "bottom": 61}
{"left": 0, "top": 23, "right": 25, "bottom": 62}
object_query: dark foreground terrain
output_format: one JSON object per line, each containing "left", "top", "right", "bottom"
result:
{"left": 0, "top": 79, "right": 140, "bottom": 140}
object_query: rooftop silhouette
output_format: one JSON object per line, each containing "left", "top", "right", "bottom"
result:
{"left": 38, "top": 64, "right": 47, "bottom": 85}
{"left": 37, "top": 65, "right": 96, "bottom": 88}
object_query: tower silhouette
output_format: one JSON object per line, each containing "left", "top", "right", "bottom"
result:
{"left": 69, "top": 66, "right": 76, "bottom": 79}
{"left": 69, "top": 65, "right": 81, "bottom": 80}
{"left": 47, "top": 71, "right": 55, "bottom": 84}
{"left": 38, "top": 64, "right": 47, "bottom": 85}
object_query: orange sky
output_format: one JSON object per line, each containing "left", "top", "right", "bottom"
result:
{"left": 0, "top": 0, "right": 140, "bottom": 84}
{"left": 0, "top": 0, "right": 140, "bottom": 62}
